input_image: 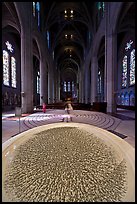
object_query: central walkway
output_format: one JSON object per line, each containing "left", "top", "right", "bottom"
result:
{"left": 2, "top": 109, "right": 135, "bottom": 147}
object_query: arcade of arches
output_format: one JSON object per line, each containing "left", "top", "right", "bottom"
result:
{"left": 2, "top": 2, "right": 135, "bottom": 114}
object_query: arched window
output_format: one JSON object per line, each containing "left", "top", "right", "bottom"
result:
{"left": 3, "top": 50, "right": 10, "bottom": 86}
{"left": 3, "top": 41, "right": 17, "bottom": 88}
{"left": 122, "top": 40, "right": 135, "bottom": 88}
{"left": 72, "top": 81, "right": 74, "bottom": 92}
{"left": 33, "top": 2, "right": 40, "bottom": 29}
{"left": 129, "top": 91, "right": 135, "bottom": 106}
{"left": 96, "top": 2, "right": 105, "bottom": 28}
{"left": 64, "top": 81, "right": 66, "bottom": 92}
{"left": 33, "top": 2, "right": 36, "bottom": 16}
{"left": 36, "top": 2, "right": 40, "bottom": 28}
{"left": 37, "top": 71, "right": 40, "bottom": 94}
{"left": 124, "top": 92, "right": 129, "bottom": 106}
{"left": 121, "top": 93, "right": 124, "bottom": 105}
{"left": 11, "top": 57, "right": 16, "bottom": 88}
{"left": 130, "top": 49, "right": 135, "bottom": 85}
{"left": 122, "top": 55, "right": 128, "bottom": 87}
{"left": 98, "top": 70, "right": 101, "bottom": 94}
{"left": 47, "top": 31, "right": 50, "bottom": 48}
{"left": 68, "top": 82, "right": 70, "bottom": 92}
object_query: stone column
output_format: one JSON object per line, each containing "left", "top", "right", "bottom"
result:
{"left": 85, "top": 64, "right": 90, "bottom": 104}
{"left": 48, "top": 69, "right": 54, "bottom": 104}
{"left": 90, "top": 56, "right": 98, "bottom": 105}
{"left": 76, "top": 74, "right": 79, "bottom": 103}
{"left": 21, "top": 4, "right": 33, "bottom": 113}
{"left": 78, "top": 71, "right": 81, "bottom": 102}
{"left": 40, "top": 59, "right": 47, "bottom": 105}
{"left": 81, "top": 69, "right": 85, "bottom": 103}
{"left": 56, "top": 70, "right": 60, "bottom": 102}
{"left": 105, "top": 33, "right": 117, "bottom": 113}
{"left": 104, "top": 2, "right": 117, "bottom": 113}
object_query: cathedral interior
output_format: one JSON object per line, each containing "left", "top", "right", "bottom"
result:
{"left": 2, "top": 2, "right": 135, "bottom": 202}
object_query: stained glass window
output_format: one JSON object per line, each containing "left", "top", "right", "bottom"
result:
{"left": 5, "top": 41, "right": 14, "bottom": 53}
{"left": 122, "top": 55, "right": 127, "bottom": 87}
{"left": 37, "top": 72, "right": 40, "bottom": 94}
{"left": 36, "top": 2, "right": 40, "bottom": 11}
{"left": 33, "top": 2, "right": 36, "bottom": 16}
{"left": 64, "top": 81, "right": 66, "bottom": 92}
{"left": 37, "top": 76, "right": 39, "bottom": 93}
{"left": 124, "top": 93, "right": 129, "bottom": 106}
{"left": 3, "top": 50, "right": 10, "bottom": 86}
{"left": 36, "top": 2, "right": 40, "bottom": 28}
{"left": 68, "top": 82, "right": 70, "bottom": 91}
{"left": 130, "top": 92, "right": 135, "bottom": 106}
{"left": 72, "top": 81, "right": 74, "bottom": 92}
{"left": 11, "top": 57, "right": 16, "bottom": 88}
{"left": 117, "top": 94, "right": 121, "bottom": 105}
{"left": 130, "top": 49, "right": 135, "bottom": 85}
{"left": 98, "top": 70, "right": 101, "bottom": 93}
{"left": 97, "top": 2, "right": 105, "bottom": 17}
{"left": 47, "top": 31, "right": 50, "bottom": 48}
{"left": 121, "top": 93, "right": 124, "bottom": 105}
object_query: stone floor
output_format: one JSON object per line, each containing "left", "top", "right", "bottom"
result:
{"left": 2, "top": 109, "right": 135, "bottom": 147}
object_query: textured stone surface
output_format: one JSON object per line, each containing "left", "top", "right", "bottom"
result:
{"left": 3, "top": 127, "right": 127, "bottom": 202}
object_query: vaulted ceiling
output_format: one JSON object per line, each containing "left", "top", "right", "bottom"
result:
{"left": 41, "top": 1, "right": 95, "bottom": 82}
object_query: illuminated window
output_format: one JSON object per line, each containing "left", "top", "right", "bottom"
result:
{"left": 5, "top": 41, "right": 14, "bottom": 53}
{"left": 97, "top": 2, "right": 105, "bottom": 16}
{"left": 3, "top": 50, "right": 10, "bottom": 86}
{"left": 36, "top": 2, "right": 40, "bottom": 28}
{"left": 68, "top": 82, "right": 70, "bottom": 91}
{"left": 47, "top": 31, "right": 50, "bottom": 48}
{"left": 122, "top": 56, "right": 128, "bottom": 87}
{"left": 130, "top": 91, "right": 135, "bottom": 106}
{"left": 72, "top": 81, "right": 74, "bottom": 92}
{"left": 33, "top": 2, "right": 36, "bottom": 16}
{"left": 125, "top": 40, "right": 133, "bottom": 51}
{"left": 130, "top": 49, "right": 135, "bottom": 85}
{"left": 122, "top": 40, "right": 135, "bottom": 88}
{"left": 64, "top": 81, "right": 66, "bottom": 92}
{"left": 11, "top": 57, "right": 16, "bottom": 88}
{"left": 33, "top": 2, "right": 40, "bottom": 28}
{"left": 121, "top": 93, "right": 124, "bottom": 105}
{"left": 3, "top": 41, "right": 17, "bottom": 88}
{"left": 124, "top": 92, "right": 129, "bottom": 106}
{"left": 37, "top": 71, "right": 40, "bottom": 94}
{"left": 98, "top": 70, "right": 101, "bottom": 93}
{"left": 96, "top": 2, "right": 105, "bottom": 28}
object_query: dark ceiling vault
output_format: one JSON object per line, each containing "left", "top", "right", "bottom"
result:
{"left": 42, "top": 1, "right": 95, "bottom": 82}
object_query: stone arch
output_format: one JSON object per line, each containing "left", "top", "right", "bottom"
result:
{"left": 111, "top": 2, "right": 134, "bottom": 34}
{"left": 92, "top": 24, "right": 105, "bottom": 57}
{"left": 2, "top": 2, "right": 21, "bottom": 33}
